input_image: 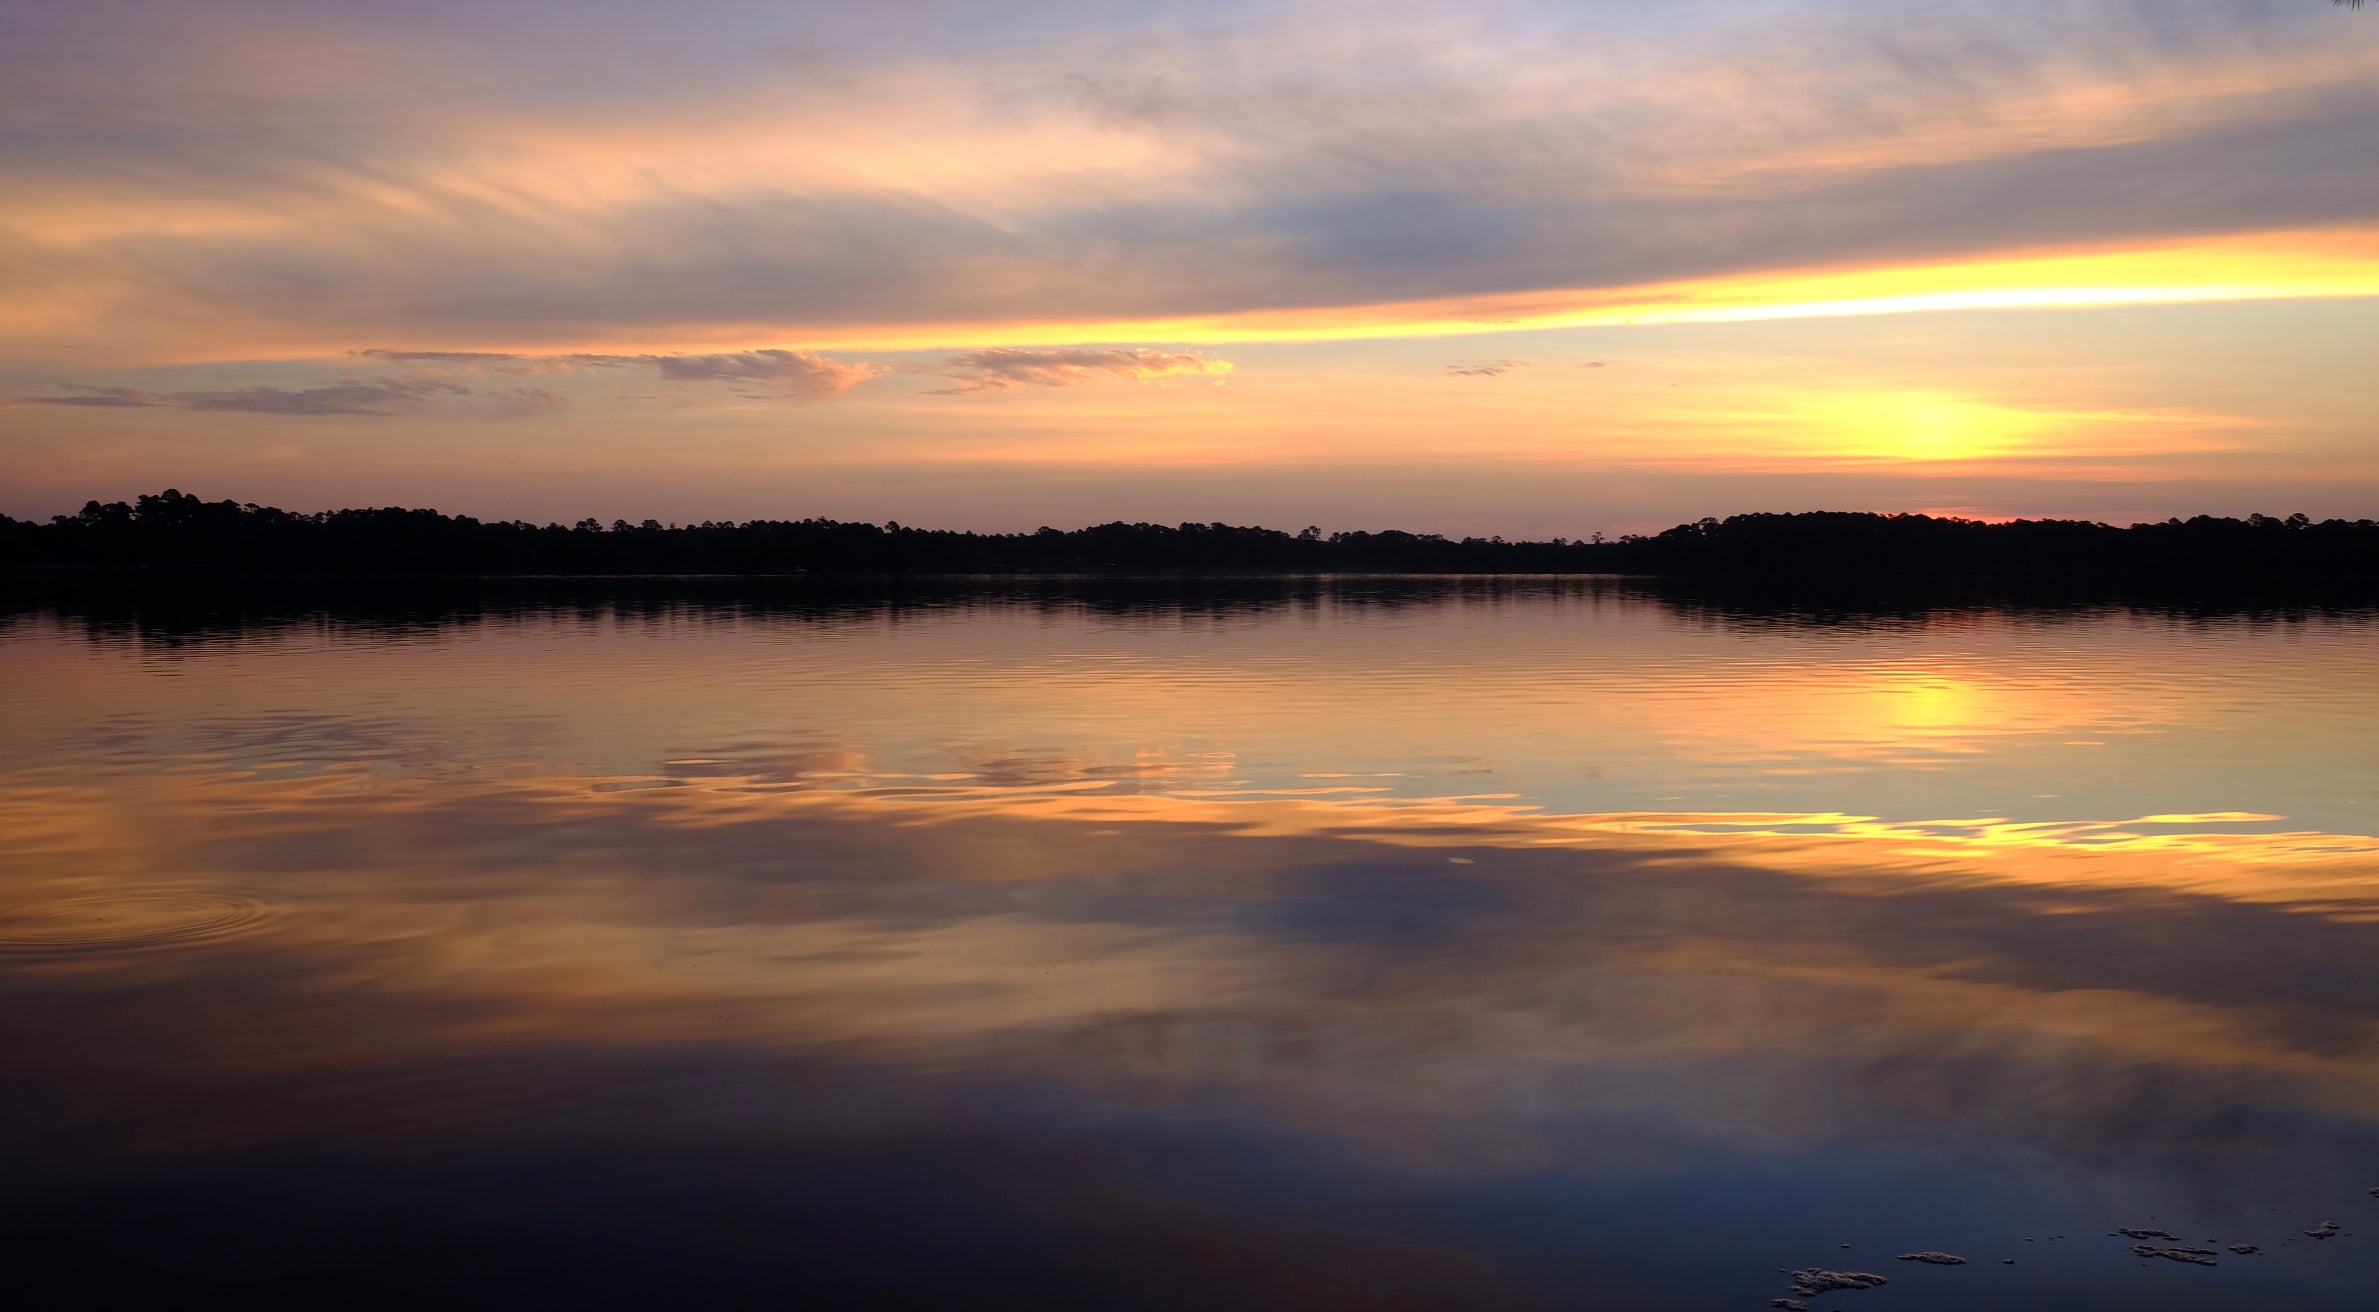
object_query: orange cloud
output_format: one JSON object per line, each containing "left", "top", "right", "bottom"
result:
{"left": 933, "top": 347, "right": 1233, "bottom": 393}
{"left": 255, "top": 227, "right": 2371, "bottom": 364}
{"left": 745, "top": 228, "right": 2379, "bottom": 354}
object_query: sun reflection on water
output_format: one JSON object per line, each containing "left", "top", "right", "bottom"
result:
{"left": 3, "top": 592, "right": 2377, "bottom": 1307}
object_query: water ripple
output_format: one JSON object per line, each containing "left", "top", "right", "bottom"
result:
{"left": 0, "top": 891, "right": 272, "bottom": 956}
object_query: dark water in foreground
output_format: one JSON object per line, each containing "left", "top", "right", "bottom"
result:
{"left": 3, "top": 581, "right": 2375, "bottom": 1309}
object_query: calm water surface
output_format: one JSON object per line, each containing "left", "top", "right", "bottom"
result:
{"left": 3, "top": 582, "right": 2375, "bottom": 1308}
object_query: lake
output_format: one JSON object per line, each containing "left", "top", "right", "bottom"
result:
{"left": 2, "top": 580, "right": 2374, "bottom": 1308}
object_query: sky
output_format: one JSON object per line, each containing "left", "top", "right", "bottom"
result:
{"left": 1, "top": 0, "right": 2375, "bottom": 536}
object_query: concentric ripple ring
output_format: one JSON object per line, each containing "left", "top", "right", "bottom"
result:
{"left": 0, "top": 892, "right": 271, "bottom": 956}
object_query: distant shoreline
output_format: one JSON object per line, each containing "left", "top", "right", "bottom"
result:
{"left": 6, "top": 490, "right": 2376, "bottom": 588}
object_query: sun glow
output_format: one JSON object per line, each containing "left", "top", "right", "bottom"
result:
{"left": 1624, "top": 382, "right": 2246, "bottom": 472}
{"left": 1779, "top": 392, "right": 2036, "bottom": 464}
{"left": 1810, "top": 391, "right": 2050, "bottom": 463}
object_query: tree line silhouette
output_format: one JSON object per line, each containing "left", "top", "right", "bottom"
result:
{"left": 3, "top": 490, "right": 2375, "bottom": 586}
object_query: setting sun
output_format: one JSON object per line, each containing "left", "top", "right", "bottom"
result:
{"left": 1815, "top": 392, "right": 2048, "bottom": 463}
{"left": 6, "top": 2, "right": 2379, "bottom": 1305}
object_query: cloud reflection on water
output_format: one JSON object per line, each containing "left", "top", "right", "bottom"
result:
{"left": 2, "top": 589, "right": 2376, "bottom": 1305}
{"left": 7, "top": 766, "right": 2376, "bottom": 1154}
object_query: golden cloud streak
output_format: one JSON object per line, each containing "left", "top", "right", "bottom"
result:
{"left": 826, "top": 228, "right": 2379, "bottom": 350}
{"left": 447, "top": 771, "right": 2379, "bottom": 919}
{"left": 22, "top": 228, "right": 2379, "bottom": 368}
{"left": 369, "top": 227, "right": 2379, "bottom": 362}
{"left": 11, "top": 761, "right": 2376, "bottom": 1158}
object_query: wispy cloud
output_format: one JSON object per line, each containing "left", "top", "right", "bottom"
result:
{"left": 27, "top": 384, "right": 158, "bottom": 408}
{"left": 175, "top": 377, "right": 468, "bottom": 415}
{"left": 1447, "top": 360, "right": 1523, "bottom": 377}
{"left": 354, "top": 349, "right": 579, "bottom": 377}
{"left": 648, "top": 349, "right": 881, "bottom": 396}
{"left": 12, "top": 1, "right": 2370, "bottom": 361}
{"left": 24, "top": 376, "right": 465, "bottom": 415}
{"left": 21, "top": 345, "right": 883, "bottom": 418}
{"left": 356, "top": 347, "right": 878, "bottom": 397}
{"left": 938, "top": 347, "right": 1233, "bottom": 393}
{"left": 489, "top": 386, "right": 571, "bottom": 415}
